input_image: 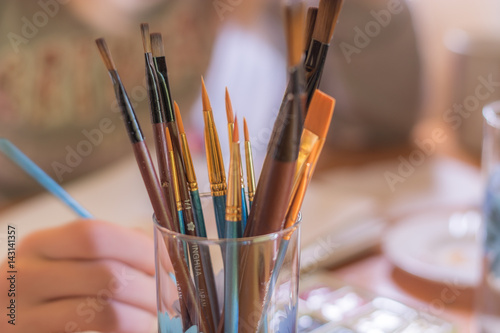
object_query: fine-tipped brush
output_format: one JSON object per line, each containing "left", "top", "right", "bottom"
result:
{"left": 95, "top": 38, "right": 208, "bottom": 332}
{"left": 174, "top": 101, "right": 207, "bottom": 237}
{"left": 201, "top": 77, "right": 227, "bottom": 239}
{"left": 224, "top": 118, "right": 242, "bottom": 333}
{"left": 140, "top": 24, "right": 178, "bottom": 227}
{"left": 243, "top": 118, "right": 256, "bottom": 209}
{"left": 166, "top": 127, "right": 218, "bottom": 333}
{"left": 304, "top": 0, "right": 344, "bottom": 106}
{"left": 225, "top": 88, "right": 248, "bottom": 234}
{"left": 174, "top": 101, "right": 220, "bottom": 329}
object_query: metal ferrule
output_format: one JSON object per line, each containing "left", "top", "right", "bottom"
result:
{"left": 168, "top": 150, "right": 182, "bottom": 212}
{"left": 244, "top": 141, "right": 256, "bottom": 200}
{"left": 226, "top": 142, "right": 242, "bottom": 222}
{"left": 203, "top": 110, "right": 226, "bottom": 190}
{"left": 297, "top": 129, "right": 319, "bottom": 176}
{"left": 180, "top": 133, "right": 198, "bottom": 191}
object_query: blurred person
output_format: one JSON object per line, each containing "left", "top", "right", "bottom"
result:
{"left": 0, "top": 0, "right": 422, "bottom": 332}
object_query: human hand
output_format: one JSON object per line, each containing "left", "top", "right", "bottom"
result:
{"left": 0, "top": 220, "right": 158, "bottom": 333}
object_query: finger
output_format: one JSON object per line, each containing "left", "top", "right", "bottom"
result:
{"left": 25, "top": 297, "right": 156, "bottom": 333}
{"left": 18, "top": 258, "right": 156, "bottom": 314}
{"left": 19, "top": 220, "right": 157, "bottom": 275}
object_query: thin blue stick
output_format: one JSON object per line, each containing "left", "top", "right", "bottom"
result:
{"left": 224, "top": 221, "right": 240, "bottom": 333}
{"left": 240, "top": 187, "right": 248, "bottom": 235}
{"left": 0, "top": 139, "right": 92, "bottom": 219}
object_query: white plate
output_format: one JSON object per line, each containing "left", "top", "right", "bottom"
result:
{"left": 383, "top": 210, "right": 482, "bottom": 287}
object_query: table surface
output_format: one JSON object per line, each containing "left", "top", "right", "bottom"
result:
{"left": 0, "top": 117, "right": 483, "bottom": 332}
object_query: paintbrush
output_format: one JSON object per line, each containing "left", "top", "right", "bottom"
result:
{"left": 174, "top": 101, "right": 207, "bottom": 237}
{"left": 166, "top": 127, "right": 218, "bottom": 332}
{"left": 151, "top": 33, "right": 201, "bottom": 246}
{"left": 243, "top": 118, "right": 256, "bottom": 209}
{"left": 224, "top": 119, "right": 242, "bottom": 333}
{"left": 304, "top": 0, "right": 344, "bottom": 106}
{"left": 304, "top": 7, "right": 318, "bottom": 58}
{"left": 0, "top": 139, "right": 92, "bottom": 218}
{"left": 244, "top": 1, "right": 305, "bottom": 237}
{"left": 225, "top": 88, "right": 248, "bottom": 234}
{"left": 140, "top": 24, "right": 178, "bottom": 226}
{"left": 201, "top": 77, "right": 227, "bottom": 239}
{"left": 95, "top": 38, "right": 208, "bottom": 332}
{"left": 295, "top": 89, "right": 335, "bottom": 180}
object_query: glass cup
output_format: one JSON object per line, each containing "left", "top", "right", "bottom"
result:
{"left": 478, "top": 101, "right": 500, "bottom": 332}
{"left": 154, "top": 194, "right": 301, "bottom": 333}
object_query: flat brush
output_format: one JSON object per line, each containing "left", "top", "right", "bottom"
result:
{"left": 225, "top": 88, "right": 248, "bottom": 234}
{"left": 201, "top": 77, "right": 227, "bottom": 239}
{"left": 140, "top": 24, "right": 178, "bottom": 228}
{"left": 95, "top": 38, "right": 208, "bottom": 333}
{"left": 295, "top": 89, "right": 335, "bottom": 180}
{"left": 243, "top": 118, "right": 256, "bottom": 209}
{"left": 304, "top": 0, "right": 344, "bottom": 105}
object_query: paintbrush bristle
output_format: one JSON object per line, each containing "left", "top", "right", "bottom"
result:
{"left": 174, "top": 102, "right": 185, "bottom": 134}
{"left": 201, "top": 76, "right": 212, "bottom": 111}
{"left": 313, "top": 0, "right": 344, "bottom": 43}
{"left": 233, "top": 117, "right": 239, "bottom": 143}
{"left": 165, "top": 127, "right": 173, "bottom": 152}
{"left": 225, "top": 87, "right": 234, "bottom": 124}
{"left": 305, "top": 7, "right": 318, "bottom": 51}
{"left": 243, "top": 118, "right": 250, "bottom": 142}
{"left": 305, "top": 90, "right": 336, "bottom": 138}
{"left": 95, "top": 38, "right": 116, "bottom": 71}
{"left": 151, "top": 33, "right": 165, "bottom": 58}
{"left": 284, "top": 2, "right": 306, "bottom": 67}
{"left": 140, "top": 23, "right": 152, "bottom": 53}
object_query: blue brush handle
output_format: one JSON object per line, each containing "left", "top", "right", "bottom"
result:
{"left": 224, "top": 221, "right": 240, "bottom": 332}
{"left": 240, "top": 187, "right": 248, "bottom": 236}
{"left": 0, "top": 139, "right": 92, "bottom": 219}
{"left": 212, "top": 194, "right": 226, "bottom": 239}
{"left": 190, "top": 189, "right": 207, "bottom": 238}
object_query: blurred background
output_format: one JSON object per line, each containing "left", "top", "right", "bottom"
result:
{"left": 1, "top": 0, "right": 499, "bottom": 205}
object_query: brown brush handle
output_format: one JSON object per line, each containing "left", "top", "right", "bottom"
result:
{"left": 132, "top": 141, "right": 208, "bottom": 332}
{"left": 152, "top": 123, "right": 179, "bottom": 232}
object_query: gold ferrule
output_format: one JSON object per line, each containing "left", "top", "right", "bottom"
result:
{"left": 226, "top": 142, "right": 242, "bottom": 216}
{"left": 227, "top": 123, "right": 234, "bottom": 145}
{"left": 203, "top": 110, "right": 226, "bottom": 186}
{"left": 225, "top": 206, "right": 242, "bottom": 222}
{"left": 168, "top": 150, "right": 182, "bottom": 209}
{"left": 296, "top": 129, "right": 319, "bottom": 176}
{"left": 210, "top": 182, "right": 227, "bottom": 197}
{"left": 244, "top": 141, "right": 256, "bottom": 196}
{"left": 180, "top": 133, "right": 197, "bottom": 184}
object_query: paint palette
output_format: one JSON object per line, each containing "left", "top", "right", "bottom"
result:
{"left": 298, "top": 275, "right": 455, "bottom": 333}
